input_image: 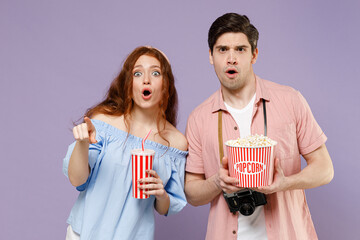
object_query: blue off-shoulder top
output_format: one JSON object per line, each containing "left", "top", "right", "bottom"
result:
{"left": 63, "top": 120, "right": 188, "bottom": 240}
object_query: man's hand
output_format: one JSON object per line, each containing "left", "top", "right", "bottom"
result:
{"left": 255, "top": 158, "right": 289, "bottom": 194}
{"left": 218, "top": 156, "right": 244, "bottom": 194}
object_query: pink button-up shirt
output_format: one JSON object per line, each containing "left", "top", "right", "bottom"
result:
{"left": 185, "top": 76, "right": 327, "bottom": 240}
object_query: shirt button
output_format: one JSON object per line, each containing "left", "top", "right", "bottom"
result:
{"left": 232, "top": 230, "right": 236, "bottom": 234}
{"left": 234, "top": 126, "right": 238, "bottom": 130}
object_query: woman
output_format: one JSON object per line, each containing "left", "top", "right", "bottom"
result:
{"left": 63, "top": 46, "right": 188, "bottom": 239}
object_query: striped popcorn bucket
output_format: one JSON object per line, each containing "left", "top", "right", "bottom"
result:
{"left": 225, "top": 143, "right": 276, "bottom": 187}
{"left": 131, "top": 149, "right": 155, "bottom": 199}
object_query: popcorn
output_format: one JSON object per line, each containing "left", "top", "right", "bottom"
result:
{"left": 225, "top": 134, "right": 276, "bottom": 147}
{"left": 225, "top": 134, "right": 277, "bottom": 187}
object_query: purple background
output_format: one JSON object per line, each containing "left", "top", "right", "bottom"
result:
{"left": 1, "top": 0, "right": 359, "bottom": 239}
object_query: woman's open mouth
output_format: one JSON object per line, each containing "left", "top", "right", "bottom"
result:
{"left": 142, "top": 88, "right": 152, "bottom": 100}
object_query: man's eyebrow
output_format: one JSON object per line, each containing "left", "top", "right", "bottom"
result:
{"left": 215, "top": 45, "right": 249, "bottom": 49}
{"left": 215, "top": 45, "right": 229, "bottom": 49}
{"left": 236, "top": 45, "right": 249, "bottom": 49}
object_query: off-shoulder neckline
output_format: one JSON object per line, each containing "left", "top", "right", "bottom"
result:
{"left": 91, "top": 119, "right": 188, "bottom": 156}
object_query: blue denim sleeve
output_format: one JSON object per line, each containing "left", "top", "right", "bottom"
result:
{"left": 165, "top": 156, "right": 187, "bottom": 216}
{"left": 63, "top": 133, "right": 103, "bottom": 191}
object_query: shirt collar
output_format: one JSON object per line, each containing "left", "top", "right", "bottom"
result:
{"left": 254, "top": 75, "right": 271, "bottom": 104}
{"left": 211, "top": 75, "right": 271, "bottom": 113}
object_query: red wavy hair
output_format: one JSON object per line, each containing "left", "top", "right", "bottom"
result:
{"left": 84, "top": 46, "right": 178, "bottom": 140}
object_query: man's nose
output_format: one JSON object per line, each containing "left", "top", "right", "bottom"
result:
{"left": 227, "top": 50, "right": 237, "bottom": 65}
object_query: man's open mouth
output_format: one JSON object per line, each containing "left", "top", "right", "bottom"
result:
{"left": 226, "top": 69, "right": 238, "bottom": 75}
{"left": 225, "top": 68, "right": 239, "bottom": 78}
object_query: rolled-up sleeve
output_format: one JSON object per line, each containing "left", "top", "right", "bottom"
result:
{"left": 62, "top": 130, "right": 104, "bottom": 191}
{"left": 185, "top": 111, "right": 205, "bottom": 174}
{"left": 293, "top": 91, "right": 327, "bottom": 155}
{"left": 165, "top": 157, "right": 187, "bottom": 216}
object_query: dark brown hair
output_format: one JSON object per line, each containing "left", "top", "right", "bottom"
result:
{"left": 85, "top": 46, "right": 178, "bottom": 139}
{"left": 208, "top": 13, "right": 259, "bottom": 54}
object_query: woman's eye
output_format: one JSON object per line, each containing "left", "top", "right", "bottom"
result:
{"left": 134, "top": 72, "right": 142, "bottom": 77}
{"left": 152, "top": 71, "right": 161, "bottom": 76}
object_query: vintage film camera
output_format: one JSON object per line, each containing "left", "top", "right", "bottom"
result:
{"left": 223, "top": 189, "right": 267, "bottom": 216}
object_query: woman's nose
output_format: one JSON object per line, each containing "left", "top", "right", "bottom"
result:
{"left": 143, "top": 74, "right": 150, "bottom": 85}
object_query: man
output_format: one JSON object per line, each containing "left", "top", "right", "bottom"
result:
{"left": 184, "top": 13, "right": 334, "bottom": 240}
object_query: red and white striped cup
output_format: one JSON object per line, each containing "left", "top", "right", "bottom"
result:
{"left": 131, "top": 149, "right": 155, "bottom": 199}
{"left": 225, "top": 143, "right": 277, "bottom": 187}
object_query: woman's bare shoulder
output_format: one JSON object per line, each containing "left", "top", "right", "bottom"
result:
{"left": 91, "top": 114, "right": 126, "bottom": 130}
{"left": 91, "top": 113, "right": 107, "bottom": 121}
{"left": 165, "top": 123, "right": 188, "bottom": 151}
{"left": 91, "top": 113, "right": 115, "bottom": 122}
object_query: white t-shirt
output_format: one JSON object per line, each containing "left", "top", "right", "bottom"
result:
{"left": 224, "top": 94, "right": 268, "bottom": 240}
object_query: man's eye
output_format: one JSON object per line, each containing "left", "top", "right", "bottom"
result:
{"left": 237, "top": 47, "right": 244, "bottom": 52}
{"left": 152, "top": 71, "right": 161, "bottom": 76}
{"left": 134, "top": 72, "right": 142, "bottom": 77}
{"left": 219, "top": 48, "right": 227, "bottom": 52}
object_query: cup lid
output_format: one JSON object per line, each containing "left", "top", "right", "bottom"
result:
{"left": 131, "top": 149, "right": 155, "bottom": 155}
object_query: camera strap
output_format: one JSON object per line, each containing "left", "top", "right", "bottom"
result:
{"left": 218, "top": 98, "right": 267, "bottom": 163}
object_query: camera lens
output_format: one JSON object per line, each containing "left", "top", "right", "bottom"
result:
{"left": 239, "top": 202, "right": 255, "bottom": 216}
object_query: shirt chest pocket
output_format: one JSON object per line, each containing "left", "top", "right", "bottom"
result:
{"left": 267, "top": 123, "right": 297, "bottom": 160}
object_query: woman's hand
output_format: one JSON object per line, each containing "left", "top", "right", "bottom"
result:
{"left": 138, "top": 170, "right": 167, "bottom": 200}
{"left": 68, "top": 117, "right": 96, "bottom": 187}
{"left": 72, "top": 117, "right": 97, "bottom": 144}
{"left": 138, "top": 169, "right": 170, "bottom": 215}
